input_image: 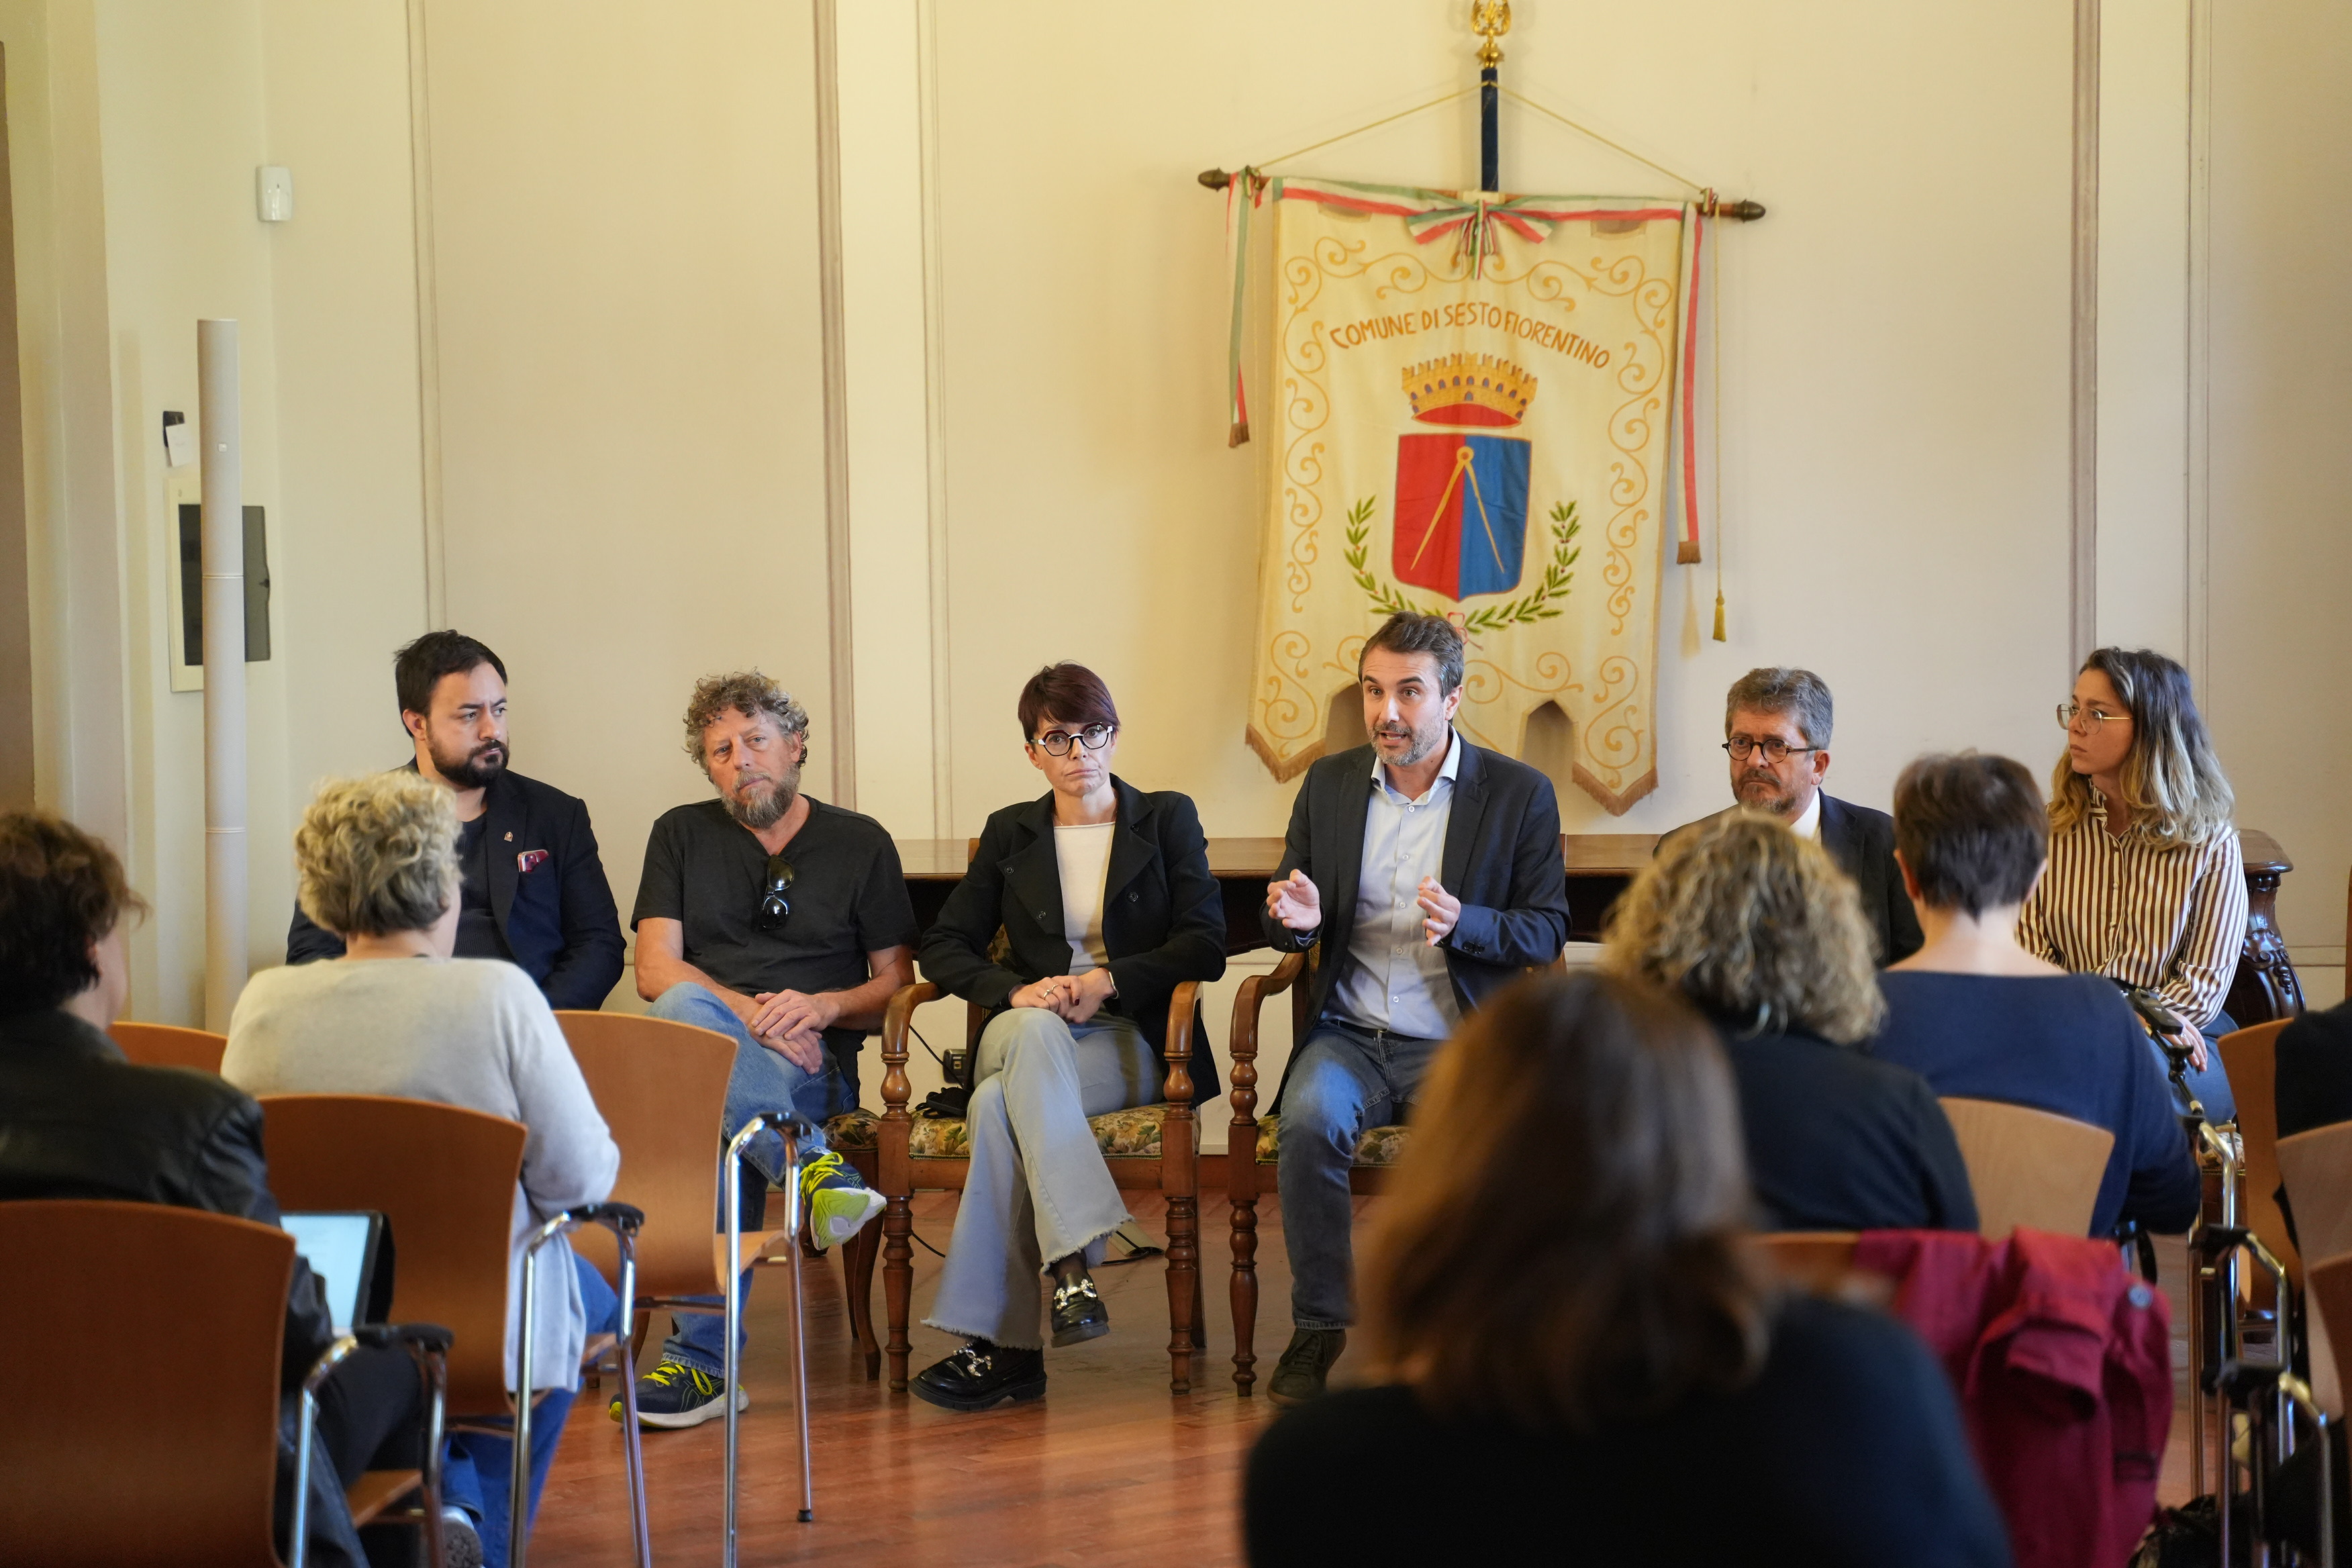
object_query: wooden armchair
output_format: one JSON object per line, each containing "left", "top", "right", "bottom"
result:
{"left": 860, "top": 980, "right": 1209, "bottom": 1394}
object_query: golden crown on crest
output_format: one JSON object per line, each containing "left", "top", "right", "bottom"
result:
{"left": 1401, "top": 352, "right": 1537, "bottom": 426}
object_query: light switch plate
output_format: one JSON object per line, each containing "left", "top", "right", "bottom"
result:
{"left": 256, "top": 165, "right": 293, "bottom": 223}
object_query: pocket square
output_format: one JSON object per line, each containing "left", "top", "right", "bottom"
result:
{"left": 518, "top": 849, "right": 550, "bottom": 875}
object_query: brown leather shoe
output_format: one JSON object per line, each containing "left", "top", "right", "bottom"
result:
{"left": 1267, "top": 1328, "right": 1346, "bottom": 1407}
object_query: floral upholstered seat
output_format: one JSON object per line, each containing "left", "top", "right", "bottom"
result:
{"left": 1251, "top": 1115, "right": 1410, "bottom": 1167}
{"left": 823, "top": 1104, "right": 1195, "bottom": 1162}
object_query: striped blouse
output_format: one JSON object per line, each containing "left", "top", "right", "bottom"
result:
{"left": 2016, "top": 791, "right": 2248, "bottom": 1033}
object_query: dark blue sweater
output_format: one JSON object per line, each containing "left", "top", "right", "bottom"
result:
{"left": 1871, "top": 970, "right": 2200, "bottom": 1236}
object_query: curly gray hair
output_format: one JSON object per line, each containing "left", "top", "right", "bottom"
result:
{"left": 294, "top": 772, "right": 460, "bottom": 938}
{"left": 683, "top": 671, "right": 810, "bottom": 775}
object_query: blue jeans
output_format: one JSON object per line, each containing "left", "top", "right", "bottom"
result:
{"left": 442, "top": 1252, "right": 620, "bottom": 1568}
{"left": 1277, "top": 1020, "right": 1445, "bottom": 1330}
{"left": 647, "top": 982, "right": 862, "bottom": 1375}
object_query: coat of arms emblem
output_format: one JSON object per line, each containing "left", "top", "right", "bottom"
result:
{"left": 1391, "top": 353, "right": 1535, "bottom": 600}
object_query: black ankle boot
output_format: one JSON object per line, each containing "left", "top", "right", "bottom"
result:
{"left": 1050, "top": 1273, "right": 1110, "bottom": 1347}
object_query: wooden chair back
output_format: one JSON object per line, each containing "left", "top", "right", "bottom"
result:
{"left": 557, "top": 1010, "right": 756, "bottom": 1297}
{"left": 109, "top": 1020, "right": 227, "bottom": 1075}
{"left": 0, "top": 1200, "right": 291, "bottom": 1566}
{"left": 2280, "top": 1120, "right": 2352, "bottom": 1266}
{"left": 2302, "top": 1251, "right": 2352, "bottom": 1420}
{"left": 260, "top": 1093, "right": 526, "bottom": 1416}
{"left": 1937, "top": 1096, "right": 2115, "bottom": 1240}
{"left": 2220, "top": 1020, "right": 2296, "bottom": 1281}
{"left": 1753, "top": 1230, "right": 1861, "bottom": 1293}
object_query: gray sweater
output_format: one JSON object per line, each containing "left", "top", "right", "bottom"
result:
{"left": 223, "top": 956, "right": 620, "bottom": 1392}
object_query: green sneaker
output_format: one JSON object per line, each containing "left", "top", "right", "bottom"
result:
{"left": 799, "top": 1150, "right": 884, "bottom": 1248}
{"left": 612, "top": 1355, "right": 746, "bottom": 1430}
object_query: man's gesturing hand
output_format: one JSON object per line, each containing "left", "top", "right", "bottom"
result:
{"left": 1416, "top": 877, "right": 1461, "bottom": 946}
{"left": 1267, "top": 870, "right": 1322, "bottom": 932}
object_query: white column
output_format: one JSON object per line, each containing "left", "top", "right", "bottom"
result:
{"left": 198, "top": 319, "right": 248, "bottom": 1030}
{"left": 824, "top": 0, "right": 946, "bottom": 835}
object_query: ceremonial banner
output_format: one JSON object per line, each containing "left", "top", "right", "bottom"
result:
{"left": 1237, "top": 178, "right": 1704, "bottom": 814}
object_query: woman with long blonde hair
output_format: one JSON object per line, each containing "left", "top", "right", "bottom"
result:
{"left": 2018, "top": 646, "right": 2246, "bottom": 1120}
{"left": 1242, "top": 971, "right": 2006, "bottom": 1565}
{"left": 1601, "top": 811, "right": 1976, "bottom": 1233}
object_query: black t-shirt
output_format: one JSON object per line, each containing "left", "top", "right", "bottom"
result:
{"left": 632, "top": 797, "right": 917, "bottom": 1048}
{"left": 454, "top": 815, "right": 510, "bottom": 963}
{"left": 1244, "top": 1293, "right": 2012, "bottom": 1568}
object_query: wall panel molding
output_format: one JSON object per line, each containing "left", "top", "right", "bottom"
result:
{"left": 813, "top": 0, "right": 856, "bottom": 808}
{"left": 2070, "top": 0, "right": 2101, "bottom": 670}
{"left": 403, "top": 0, "right": 446, "bottom": 630}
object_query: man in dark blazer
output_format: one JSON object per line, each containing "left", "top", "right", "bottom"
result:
{"left": 286, "top": 630, "right": 625, "bottom": 1011}
{"left": 1657, "top": 666, "right": 1922, "bottom": 965}
{"left": 1259, "top": 612, "right": 1571, "bottom": 1406}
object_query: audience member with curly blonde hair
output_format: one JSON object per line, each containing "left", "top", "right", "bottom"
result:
{"left": 1602, "top": 812, "right": 1977, "bottom": 1233}
{"left": 225, "top": 772, "right": 620, "bottom": 1568}
{"left": 1244, "top": 970, "right": 2008, "bottom": 1566}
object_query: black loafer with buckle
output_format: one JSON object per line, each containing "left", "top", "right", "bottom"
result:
{"left": 910, "top": 1340, "right": 1047, "bottom": 1412}
{"left": 1050, "top": 1276, "right": 1110, "bottom": 1348}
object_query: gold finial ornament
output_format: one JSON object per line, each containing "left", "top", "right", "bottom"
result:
{"left": 1471, "top": 0, "right": 1511, "bottom": 68}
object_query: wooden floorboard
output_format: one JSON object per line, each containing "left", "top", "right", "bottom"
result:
{"left": 530, "top": 1197, "right": 2206, "bottom": 1564}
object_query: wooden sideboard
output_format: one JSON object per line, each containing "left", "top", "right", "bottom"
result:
{"left": 897, "top": 827, "right": 2306, "bottom": 1026}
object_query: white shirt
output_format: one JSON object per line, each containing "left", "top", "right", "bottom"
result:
{"left": 1330, "top": 730, "right": 1463, "bottom": 1038}
{"left": 1053, "top": 821, "right": 1118, "bottom": 973}
{"left": 1790, "top": 791, "right": 1822, "bottom": 842}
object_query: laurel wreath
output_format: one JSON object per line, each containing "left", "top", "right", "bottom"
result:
{"left": 1342, "top": 495, "right": 1580, "bottom": 632}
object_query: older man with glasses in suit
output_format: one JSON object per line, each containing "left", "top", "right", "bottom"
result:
{"left": 622, "top": 670, "right": 916, "bottom": 1428}
{"left": 1657, "top": 666, "right": 1922, "bottom": 965}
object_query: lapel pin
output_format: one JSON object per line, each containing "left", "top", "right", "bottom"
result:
{"left": 503, "top": 831, "right": 513, "bottom": 841}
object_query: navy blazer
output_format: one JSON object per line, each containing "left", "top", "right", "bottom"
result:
{"left": 1659, "top": 793, "right": 1923, "bottom": 964}
{"left": 918, "top": 778, "right": 1228, "bottom": 1101}
{"left": 1262, "top": 736, "right": 1571, "bottom": 1026}
{"left": 287, "top": 764, "right": 626, "bottom": 1011}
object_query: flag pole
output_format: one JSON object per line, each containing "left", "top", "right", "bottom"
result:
{"left": 1474, "top": 1, "right": 1506, "bottom": 193}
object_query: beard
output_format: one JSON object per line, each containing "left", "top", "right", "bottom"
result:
{"left": 722, "top": 760, "right": 801, "bottom": 831}
{"left": 1375, "top": 718, "right": 1447, "bottom": 768}
{"left": 431, "top": 736, "right": 509, "bottom": 790}
{"left": 1735, "top": 770, "right": 1801, "bottom": 817}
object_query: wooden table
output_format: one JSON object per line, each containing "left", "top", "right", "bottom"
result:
{"left": 901, "top": 828, "right": 2305, "bottom": 1024}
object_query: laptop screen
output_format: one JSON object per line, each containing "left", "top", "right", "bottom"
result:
{"left": 281, "top": 1211, "right": 383, "bottom": 1334}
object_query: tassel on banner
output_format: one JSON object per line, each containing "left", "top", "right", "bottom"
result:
{"left": 1713, "top": 586, "right": 1727, "bottom": 642}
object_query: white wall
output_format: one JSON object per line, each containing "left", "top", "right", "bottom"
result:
{"left": 7, "top": 0, "right": 2343, "bottom": 1047}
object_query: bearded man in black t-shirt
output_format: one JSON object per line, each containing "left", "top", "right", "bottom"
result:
{"left": 620, "top": 670, "right": 916, "bottom": 1428}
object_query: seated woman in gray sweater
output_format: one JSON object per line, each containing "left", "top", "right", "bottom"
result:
{"left": 225, "top": 772, "right": 622, "bottom": 1568}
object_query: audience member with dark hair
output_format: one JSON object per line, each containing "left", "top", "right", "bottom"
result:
{"left": 1257, "top": 610, "right": 1571, "bottom": 1404}
{"left": 1604, "top": 812, "right": 1977, "bottom": 1232}
{"left": 0, "top": 811, "right": 434, "bottom": 1568}
{"left": 286, "top": 629, "right": 627, "bottom": 1011}
{"left": 2019, "top": 646, "right": 2247, "bottom": 1120}
{"left": 624, "top": 669, "right": 912, "bottom": 1425}
{"left": 1870, "top": 753, "right": 2200, "bottom": 1236}
{"left": 225, "top": 774, "right": 620, "bottom": 1568}
{"left": 909, "top": 663, "right": 1226, "bottom": 1409}
{"left": 1657, "top": 666, "right": 1922, "bottom": 963}
{"left": 1244, "top": 970, "right": 2010, "bottom": 1567}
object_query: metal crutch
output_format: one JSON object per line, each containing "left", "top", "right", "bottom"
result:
{"left": 724, "top": 1112, "right": 818, "bottom": 1568}
{"left": 511, "top": 1202, "right": 649, "bottom": 1568}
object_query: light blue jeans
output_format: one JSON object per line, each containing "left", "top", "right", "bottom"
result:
{"left": 646, "top": 981, "right": 861, "bottom": 1375}
{"left": 1278, "top": 1020, "right": 1445, "bottom": 1330}
{"left": 441, "top": 1253, "right": 620, "bottom": 1568}
{"left": 923, "top": 1009, "right": 1160, "bottom": 1349}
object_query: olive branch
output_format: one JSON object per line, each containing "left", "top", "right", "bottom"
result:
{"left": 1342, "top": 495, "right": 1580, "bottom": 631}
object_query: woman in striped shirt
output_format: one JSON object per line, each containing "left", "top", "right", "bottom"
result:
{"left": 2016, "top": 647, "right": 2247, "bottom": 1121}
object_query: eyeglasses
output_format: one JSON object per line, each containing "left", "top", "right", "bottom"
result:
{"left": 2056, "top": 701, "right": 2130, "bottom": 730}
{"left": 1030, "top": 723, "right": 1116, "bottom": 756}
{"left": 757, "top": 854, "right": 795, "bottom": 932}
{"left": 1722, "top": 737, "right": 1820, "bottom": 763}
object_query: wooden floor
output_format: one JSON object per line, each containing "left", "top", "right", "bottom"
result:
{"left": 532, "top": 1192, "right": 1285, "bottom": 1566}
{"left": 532, "top": 1199, "right": 2207, "bottom": 1565}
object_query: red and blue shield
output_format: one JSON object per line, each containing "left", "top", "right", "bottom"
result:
{"left": 1392, "top": 431, "right": 1530, "bottom": 600}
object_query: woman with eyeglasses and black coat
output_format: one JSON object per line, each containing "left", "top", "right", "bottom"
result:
{"left": 910, "top": 663, "right": 1226, "bottom": 1412}
{"left": 2016, "top": 647, "right": 2247, "bottom": 1121}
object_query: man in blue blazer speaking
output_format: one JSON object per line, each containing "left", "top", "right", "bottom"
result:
{"left": 1655, "top": 665, "right": 1922, "bottom": 967}
{"left": 1260, "top": 611, "right": 1571, "bottom": 1407}
{"left": 284, "top": 630, "right": 626, "bottom": 1011}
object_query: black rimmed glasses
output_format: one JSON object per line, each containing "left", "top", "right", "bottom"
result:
{"left": 2056, "top": 701, "right": 2130, "bottom": 731}
{"left": 1722, "top": 737, "right": 1820, "bottom": 763}
{"left": 758, "top": 854, "right": 795, "bottom": 932}
{"left": 1030, "top": 723, "right": 1116, "bottom": 756}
